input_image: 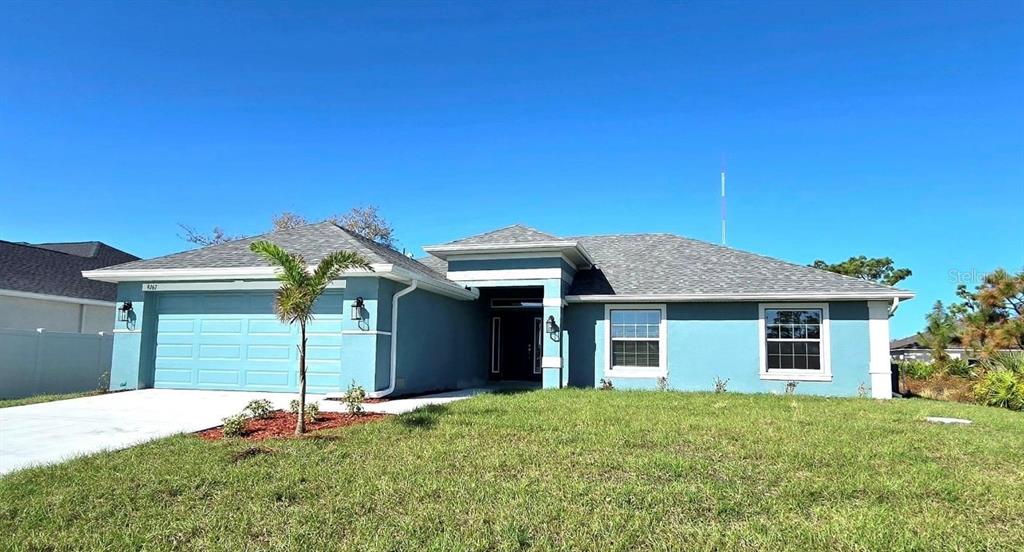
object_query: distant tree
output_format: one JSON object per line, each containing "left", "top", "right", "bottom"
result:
{"left": 810, "top": 256, "right": 912, "bottom": 287}
{"left": 331, "top": 205, "right": 395, "bottom": 248}
{"left": 918, "top": 301, "right": 960, "bottom": 363}
{"left": 178, "top": 206, "right": 397, "bottom": 249}
{"left": 248, "top": 241, "right": 372, "bottom": 434}
{"left": 176, "top": 224, "right": 241, "bottom": 247}
{"left": 271, "top": 211, "right": 309, "bottom": 231}
{"left": 955, "top": 268, "right": 1024, "bottom": 356}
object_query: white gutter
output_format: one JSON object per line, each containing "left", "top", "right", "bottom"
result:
{"left": 566, "top": 291, "right": 916, "bottom": 302}
{"left": 367, "top": 279, "right": 418, "bottom": 399}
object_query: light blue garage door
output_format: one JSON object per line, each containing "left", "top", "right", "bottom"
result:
{"left": 153, "top": 291, "right": 343, "bottom": 393}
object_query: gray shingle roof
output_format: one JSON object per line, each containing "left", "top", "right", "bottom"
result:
{"left": 95, "top": 222, "right": 911, "bottom": 299}
{"left": 421, "top": 227, "right": 911, "bottom": 298}
{"left": 100, "top": 222, "right": 447, "bottom": 281}
{"left": 442, "top": 224, "right": 561, "bottom": 246}
{"left": 567, "top": 233, "right": 910, "bottom": 297}
{"left": 0, "top": 241, "right": 138, "bottom": 301}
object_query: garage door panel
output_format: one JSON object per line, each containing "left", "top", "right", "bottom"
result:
{"left": 158, "top": 318, "right": 195, "bottom": 334}
{"left": 154, "top": 367, "right": 192, "bottom": 384}
{"left": 199, "top": 319, "right": 243, "bottom": 334}
{"left": 244, "top": 370, "right": 292, "bottom": 388}
{"left": 248, "top": 319, "right": 291, "bottom": 335}
{"left": 307, "top": 318, "right": 344, "bottom": 334}
{"left": 156, "top": 344, "right": 193, "bottom": 359}
{"left": 247, "top": 344, "right": 292, "bottom": 360}
{"left": 197, "top": 369, "right": 241, "bottom": 386}
{"left": 154, "top": 292, "right": 343, "bottom": 392}
{"left": 198, "top": 344, "right": 241, "bottom": 360}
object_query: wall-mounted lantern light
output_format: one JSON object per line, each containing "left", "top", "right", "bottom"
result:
{"left": 350, "top": 297, "right": 365, "bottom": 321}
{"left": 546, "top": 315, "right": 559, "bottom": 339}
{"left": 117, "top": 301, "right": 134, "bottom": 323}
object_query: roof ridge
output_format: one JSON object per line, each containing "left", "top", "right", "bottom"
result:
{"left": 0, "top": 240, "right": 79, "bottom": 256}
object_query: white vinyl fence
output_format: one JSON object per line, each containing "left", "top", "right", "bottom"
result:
{"left": 0, "top": 328, "right": 113, "bottom": 399}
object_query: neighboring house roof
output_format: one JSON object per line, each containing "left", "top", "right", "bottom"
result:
{"left": 0, "top": 240, "right": 138, "bottom": 302}
{"left": 890, "top": 334, "right": 929, "bottom": 350}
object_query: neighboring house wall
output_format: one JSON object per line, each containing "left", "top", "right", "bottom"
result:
{"left": 0, "top": 328, "right": 112, "bottom": 399}
{"left": 0, "top": 294, "right": 114, "bottom": 333}
{"left": 565, "top": 301, "right": 881, "bottom": 397}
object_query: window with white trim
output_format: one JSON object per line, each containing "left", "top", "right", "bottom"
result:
{"left": 609, "top": 309, "right": 662, "bottom": 370}
{"left": 760, "top": 304, "right": 830, "bottom": 380}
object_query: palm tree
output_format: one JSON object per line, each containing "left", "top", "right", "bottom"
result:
{"left": 249, "top": 240, "right": 372, "bottom": 434}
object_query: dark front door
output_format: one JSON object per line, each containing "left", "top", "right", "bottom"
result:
{"left": 491, "top": 310, "right": 542, "bottom": 381}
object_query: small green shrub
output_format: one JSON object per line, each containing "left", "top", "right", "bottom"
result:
{"left": 97, "top": 371, "right": 110, "bottom": 393}
{"left": 222, "top": 414, "right": 249, "bottom": 437}
{"left": 342, "top": 382, "right": 366, "bottom": 415}
{"left": 244, "top": 399, "right": 274, "bottom": 419}
{"left": 974, "top": 369, "right": 1024, "bottom": 411}
{"left": 289, "top": 399, "right": 320, "bottom": 422}
{"left": 713, "top": 376, "right": 729, "bottom": 394}
{"left": 983, "top": 352, "right": 1024, "bottom": 375}
{"left": 899, "top": 360, "right": 937, "bottom": 380}
{"left": 940, "top": 357, "right": 973, "bottom": 378}
{"left": 599, "top": 378, "right": 614, "bottom": 391}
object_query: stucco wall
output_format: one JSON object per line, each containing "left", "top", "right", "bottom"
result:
{"left": 0, "top": 295, "right": 113, "bottom": 333}
{"left": 564, "top": 301, "right": 874, "bottom": 397}
{"left": 390, "top": 286, "right": 489, "bottom": 395}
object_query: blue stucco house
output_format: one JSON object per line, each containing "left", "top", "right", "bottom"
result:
{"left": 83, "top": 223, "right": 913, "bottom": 399}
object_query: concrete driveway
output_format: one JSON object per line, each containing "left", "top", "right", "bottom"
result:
{"left": 0, "top": 389, "right": 314, "bottom": 476}
{"left": 0, "top": 387, "right": 497, "bottom": 476}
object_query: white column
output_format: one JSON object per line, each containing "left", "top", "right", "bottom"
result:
{"left": 868, "top": 301, "right": 893, "bottom": 399}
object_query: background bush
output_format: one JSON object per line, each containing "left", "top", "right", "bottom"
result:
{"left": 899, "top": 360, "right": 937, "bottom": 380}
{"left": 973, "top": 353, "right": 1024, "bottom": 411}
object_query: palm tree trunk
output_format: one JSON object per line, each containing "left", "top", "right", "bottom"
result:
{"left": 296, "top": 322, "right": 307, "bottom": 435}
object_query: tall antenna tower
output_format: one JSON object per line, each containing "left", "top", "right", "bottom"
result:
{"left": 720, "top": 154, "right": 727, "bottom": 245}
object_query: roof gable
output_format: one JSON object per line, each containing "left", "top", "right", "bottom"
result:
{"left": 443, "top": 224, "right": 561, "bottom": 246}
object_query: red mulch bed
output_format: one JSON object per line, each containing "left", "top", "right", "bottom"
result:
{"left": 197, "top": 410, "right": 389, "bottom": 441}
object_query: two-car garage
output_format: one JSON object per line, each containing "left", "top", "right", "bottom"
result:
{"left": 152, "top": 291, "right": 344, "bottom": 394}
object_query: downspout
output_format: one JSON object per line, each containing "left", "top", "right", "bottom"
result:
{"left": 367, "top": 279, "right": 418, "bottom": 399}
{"left": 888, "top": 297, "right": 901, "bottom": 318}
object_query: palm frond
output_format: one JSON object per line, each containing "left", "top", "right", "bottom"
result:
{"left": 309, "top": 250, "right": 373, "bottom": 292}
{"left": 274, "top": 285, "right": 314, "bottom": 325}
{"left": 249, "top": 240, "right": 309, "bottom": 287}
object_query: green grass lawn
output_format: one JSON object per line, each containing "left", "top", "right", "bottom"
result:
{"left": 2, "top": 390, "right": 1022, "bottom": 551}
{"left": 0, "top": 390, "right": 101, "bottom": 408}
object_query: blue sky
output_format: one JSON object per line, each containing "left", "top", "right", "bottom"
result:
{"left": 1, "top": 1, "right": 1021, "bottom": 337}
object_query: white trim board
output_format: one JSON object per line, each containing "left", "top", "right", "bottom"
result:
{"left": 0, "top": 288, "right": 115, "bottom": 308}
{"left": 141, "top": 281, "right": 346, "bottom": 292}
{"left": 447, "top": 268, "right": 565, "bottom": 282}
{"left": 758, "top": 303, "right": 833, "bottom": 382}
